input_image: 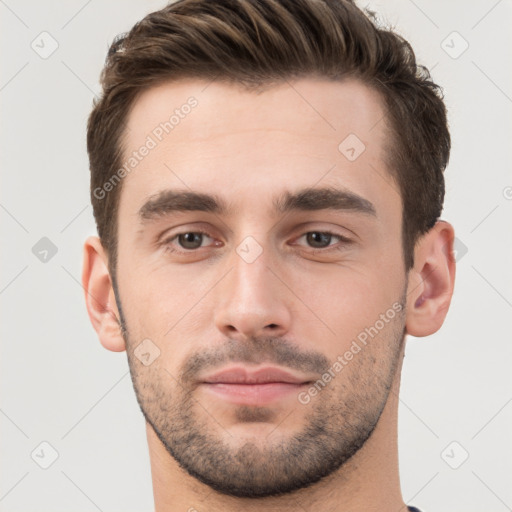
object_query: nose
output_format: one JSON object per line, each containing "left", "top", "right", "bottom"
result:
{"left": 213, "top": 242, "right": 292, "bottom": 341}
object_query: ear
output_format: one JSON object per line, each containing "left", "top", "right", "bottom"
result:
{"left": 405, "top": 221, "right": 456, "bottom": 337}
{"left": 82, "top": 236, "right": 126, "bottom": 352}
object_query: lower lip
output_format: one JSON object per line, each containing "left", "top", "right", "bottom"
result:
{"left": 201, "top": 382, "right": 307, "bottom": 405}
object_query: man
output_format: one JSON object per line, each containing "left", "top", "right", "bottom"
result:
{"left": 82, "top": 0, "right": 456, "bottom": 510}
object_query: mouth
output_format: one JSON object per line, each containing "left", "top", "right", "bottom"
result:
{"left": 200, "top": 365, "right": 313, "bottom": 406}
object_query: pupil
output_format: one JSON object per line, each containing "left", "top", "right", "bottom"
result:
{"left": 180, "top": 232, "right": 202, "bottom": 249}
{"left": 177, "top": 232, "right": 331, "bottom": 250}
{"left": 308, "top": 232, "right": 330, "bottom": 248}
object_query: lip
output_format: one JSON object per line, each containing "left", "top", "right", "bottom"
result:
{"left": 200, "top": 366, "right": 312, "bottom": 406}
{"left": 201, "top": 366, "right": 310, "bottom": 385}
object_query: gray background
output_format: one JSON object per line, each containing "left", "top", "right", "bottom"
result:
{"left": 1, "top": 1, "right": 511, "bottom": 511}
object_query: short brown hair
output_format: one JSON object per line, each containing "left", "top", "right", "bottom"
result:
{"left": 87, "top": 0, "right": 450, "bottom": 274}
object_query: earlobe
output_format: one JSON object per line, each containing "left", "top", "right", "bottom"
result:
{"left": 82, "top": 236, "right": 126, "bottom": 352}
{"left": 405, "top": 221, "right": 456, "bottom": 337}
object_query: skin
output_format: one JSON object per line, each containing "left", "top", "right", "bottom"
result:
{"left": 83, "top": 77, "right": 455, "bottom": 512}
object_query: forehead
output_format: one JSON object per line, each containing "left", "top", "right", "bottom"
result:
{"left": 124, "top": 77, "right": 387, "bottom": 146}
{"left": 118, "top": 77, "right": 399, "bottom": 223}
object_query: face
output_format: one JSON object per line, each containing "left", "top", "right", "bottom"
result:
{"left": 114, "top": 77, "right": 408, "bottom": 497}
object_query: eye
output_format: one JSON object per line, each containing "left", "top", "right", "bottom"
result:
{"left": 160, "top": 229, "right": 352, "bottom": 256}
{"left": 295, "top": 231, "right": 351, "bottom": 251}
{"left": 162, "top": 230, "right": 217, "bottom": 253}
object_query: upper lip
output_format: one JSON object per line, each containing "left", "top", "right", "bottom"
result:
{"left": 201, "top": 366, "right": 312, "bottom": 385}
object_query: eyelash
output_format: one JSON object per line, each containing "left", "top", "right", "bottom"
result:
{"left": 161, "top": 229, "right": 352, "bottom": 255}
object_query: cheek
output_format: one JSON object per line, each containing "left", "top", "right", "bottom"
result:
{"left": 293, "top": 264, "right": 403, "bottom": 349}
{"left": 118, "top": 264, "right": 219, "bottom": 343}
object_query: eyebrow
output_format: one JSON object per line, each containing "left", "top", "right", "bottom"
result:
{"left": 138, "top": 186, "right": 376, "bottom": 222}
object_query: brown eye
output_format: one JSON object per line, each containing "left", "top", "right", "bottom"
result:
{"left": 293, "top": 230, "right": 353, "bottom": 253}
{"left": 177, "top": 232, "right": 205, "bottom": 250}
{"left": 162, "top": 230, "right": 216, "bottom": 254}
{"left": 306, "top": 232, "right": 334, "bottom": 248}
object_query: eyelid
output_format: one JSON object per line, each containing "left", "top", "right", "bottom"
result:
{"left": 290, "top": 221, "right": 360, "bottom": 242}
{"left": 157, "top": 222, "right": 216, "bottom": 243}
{"left": 160, "top": 226, "right": 353, "bottom": 255}
{"left": 291, "top": 230, "right": 353, "bottom": 251}
{"left": 160, "top": 228, "right": 217, "bottom": 251}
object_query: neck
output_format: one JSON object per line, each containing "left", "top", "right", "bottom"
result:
{"left": 148, "top": 354, "right": 406, "bottom": 512}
